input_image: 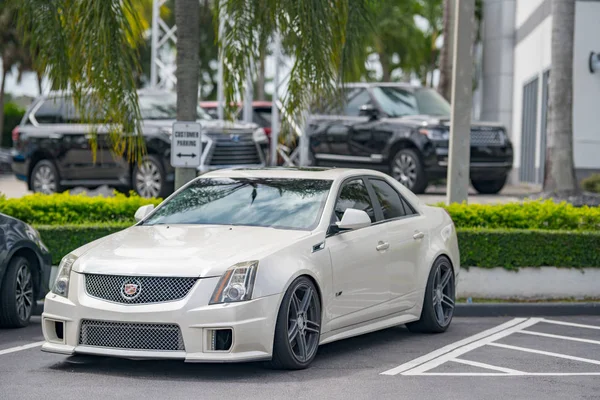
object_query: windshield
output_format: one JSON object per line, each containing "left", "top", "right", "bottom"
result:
{"left": 371, "top": 86, "right": 451, "bottom": 117}
{"left": 139, "top": 93, "right": 212, "bottom": 120}
{"left": 143, "top": 177, "right": 333, "bottom": 230}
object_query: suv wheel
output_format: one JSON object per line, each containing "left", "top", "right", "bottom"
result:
{"left": 132, "top": 155, "right": 168, "bottom": 198}
{"left": 471, "top": 176, "right": 507, "bottom": 194}
{"left": 391, "top": 149, "right": 428, "bottom": 194}
{"left": 31, "top": 160, "right": 62, "bottom": 194}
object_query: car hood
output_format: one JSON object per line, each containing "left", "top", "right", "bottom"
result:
{"left": 143, "top": 119, "right": 258, "bottom": 134}
{"left": 72, "top": 225, "right": 310, "bottom": 277}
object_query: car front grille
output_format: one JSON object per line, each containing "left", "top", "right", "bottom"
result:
{"left": 208, "top": 134, "right": 262, "bottom": 165}
{"left": 84, "top": 274, "right": 198, "bottom": 305}
{"left": 471, "top": 129, "right": 504, "bottom": 146}
{"left": 79, "top": 320, "right": 185, "bottom": 351}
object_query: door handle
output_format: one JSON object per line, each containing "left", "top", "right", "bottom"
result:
{"left": 413, "top": 231, "right": 425, "bottom": 240}
{"left": 376, "top": 241, "right": 389, "bottom": 251}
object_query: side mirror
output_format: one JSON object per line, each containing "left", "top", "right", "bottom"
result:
{"left": 134, "top": 204, "right": 155, "bottom": 222}
{"left": 358, "top": 104, "right": 379, "bottom": 120}
{"left": 336, "top": 208, "right": 371, "bottom": 230}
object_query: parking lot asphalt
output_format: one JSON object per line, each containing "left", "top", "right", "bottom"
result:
{"left": 1, "top": 316, "right": 599, "bottom": 400}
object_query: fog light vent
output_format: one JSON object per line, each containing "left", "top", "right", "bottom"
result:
{"left": 208, "top": 329, "right": 233, "bottom": 351}
{"left": 55, "top": 321, "right": 64, "bottom": 340}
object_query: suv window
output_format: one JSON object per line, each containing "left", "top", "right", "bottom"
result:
{"left": 370, "top": 179, "right": 407, "bottom": 220}
{"left": 62, "top": 97, "right": 108, "bottom": 123}
{"left": 333, "top": 178, "right": 376, "bottom": 223}
{"left": 33, "top": 98, "right": 64, "bottom": 124}
{"left": 343, "top": 88, "right": 372, "bottom": 116}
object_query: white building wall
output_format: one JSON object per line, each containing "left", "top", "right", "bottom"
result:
{"left": 573, "top": 2, "right": 600, "bottom": 174}
{"left": 515, "top": 0, "right": 547, "bottom": 27}
{"left": 511, "top": 14, "right": 551, "bottom": 179}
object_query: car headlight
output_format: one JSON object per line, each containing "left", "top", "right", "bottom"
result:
{"left": 160, "top": 127, "right": 173, "bottom": 136}
{"left": 25, "top": 224, "right": 48, "bottom": 252}
{"left": 419, "top": 128, "right": 449, "bottom": 141}
{"left": 52, "top": 254, "right": 77, "bottom": 298}
{"left": 252, "top": 128, "right": 268, "bottom": 144}
{"left": 209, "top": 261, "right": 258, "bottom": 304}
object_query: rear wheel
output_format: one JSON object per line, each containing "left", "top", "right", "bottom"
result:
{"left": 390, "top": 149, "right": 428, "bottom": 194}
{"left": 268, "top": 277, "right": 321, "bottom": 370}
{"left": 407, "top": 256, "right": 455, "bottom": 333}
{"left": 30, "top": 160, "right": 62, "bottom": 194}
{"left": 0, "top": 256, "right": 35, "bottom": 328}
{"left": 471, "top": 176, "right": 507, "bottom": 194}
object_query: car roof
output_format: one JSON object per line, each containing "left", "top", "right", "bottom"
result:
{"left": 343, "top": 82, "right": 419, "bottom": 91}
{"left": 199, "top": 101, "right": 273, "bottom": 108}
{"left": 200, "top": 167, "right": 393, "bottom": 181}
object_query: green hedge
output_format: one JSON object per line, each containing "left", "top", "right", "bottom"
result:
{"left": 36, "top": 224, "right": 600, "bottom": 268}
{"left": 440, "top": 200, "right": 600, "bottom": 231}
{"left": 5, "top": 194, "right": 600, "bottom": 230}
{"left": 0, "top": 192, "right": 161, "bottom": 225}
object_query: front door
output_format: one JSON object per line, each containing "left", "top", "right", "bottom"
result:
{"left": 326, "top": 177, "right": 391, "bottom": 331}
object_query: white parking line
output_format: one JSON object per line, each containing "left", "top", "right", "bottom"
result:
{"left": 540, "top": 319, "right": 600, "bottom": 331}
{"left": 0, "top": 341, "right": 44, "bottom": 356}
{"left": 380, "top": 318, "right": 527, "bottom": 376}
{"left": 418, "top": 372, "right": 600, "bottom": 377}
{"left": 518, "top": 330, "right": 600, "bottom": 345}
{"left": 451, "top": 358, "right": 524, "bottom": 374}
{"left": 487, "top": 342, "right": 600, "bottom": 365}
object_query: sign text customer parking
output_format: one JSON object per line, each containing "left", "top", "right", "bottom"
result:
{"left": 170, "top": 122, "right": 202, "bottom": 168}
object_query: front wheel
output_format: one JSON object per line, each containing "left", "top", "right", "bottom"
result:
{"left": 0, "top": 256, "right": 35, "bottom": 328}
{"left": 268, "top": 277, "right": 322, "bottom": 370}
{"left": 390, "top": 149, "right": 428, "bottom": 194}
{"left": 471, "top": 176, "right": 507, "bottom": 194}
{"left": 407, "top": 256, "right": 455, "bottom": 334}
{"left": 132, "top": 155, "right": 169, "bottom": 198}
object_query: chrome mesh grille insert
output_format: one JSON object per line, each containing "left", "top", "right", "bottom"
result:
{"left": 79, "top": 320, "right": 185, "bottom": 351}
{"left": 471, "top": 129, "right": 504, "bottom": 146}
{"left": 209, "top": 134, "right": 261, "bottom": 165}
{"left": 84, "top": 274, "right": 198, "bottom": 304}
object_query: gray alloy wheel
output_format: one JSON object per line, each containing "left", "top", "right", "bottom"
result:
{"left": 0, "top": 256, "right": 35, "bottom": 328}
{"left": 390, "top": 149, "right": 427, "bottom": 194}
{"left": 31, "top": 160, "right": 60, "bottom": 194}
{"left": 406, "top": 256, "right": 455, "bottom": 333}
{"left": 268, "top": 277, "right": 322, "bottom": 369}
{"left": 133, "top": 155, "right": 166, "bottom": 198}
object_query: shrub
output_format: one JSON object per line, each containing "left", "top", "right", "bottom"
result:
{"left": 581, "top": 174, "right": 600, "bottom": 194}
{"left": 35, "top": 224, "right": 600, "bottom": 268}
{"left": 440, "top": 200, "right": 600, "bottom": 231}
{"left": 0, "top": 192, "right": 161, "bottom": 225}
{"left": 1, "top": 102, "right": 26, "bottom": 148}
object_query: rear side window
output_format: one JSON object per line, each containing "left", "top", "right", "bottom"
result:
{"left": 370, "top": 179, "right": 406, "bottom": 220}
{"left": 34, "top": 98, "right": 64, "bottom": 124}
{"left": 334, "top": 179, "right": 376, "bottom": 223}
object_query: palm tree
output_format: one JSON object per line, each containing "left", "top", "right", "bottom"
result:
{"left": 543, "top": 0, "right": 577, "bottom": 196}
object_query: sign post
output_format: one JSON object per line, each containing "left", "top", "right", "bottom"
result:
{"left": 171, "top": 122, "right": 202, "bottom": 170}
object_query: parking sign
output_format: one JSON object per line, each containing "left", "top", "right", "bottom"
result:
{"left": 170, "top": 122, "right": 202, "bottom": 168}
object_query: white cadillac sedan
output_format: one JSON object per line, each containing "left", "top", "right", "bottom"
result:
{"left": 42, "top": 167, "right": 459, "bottom": 369}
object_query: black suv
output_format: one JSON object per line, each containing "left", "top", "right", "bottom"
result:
{"left": 308, "top": 83, "right": 513, "bottom": 194}
{"left": 11, "top": 89, "right": 268, "bottom": 198}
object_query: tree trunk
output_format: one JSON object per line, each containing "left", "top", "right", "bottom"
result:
{"left": 0, "top": 68, "right": 7, "bottom": 148}
{"left": 36, "top": 71, "right": 43, "bottom": 95}
{"left": 174, "top": 0, "right": 201, "bottom": 189}
{"left": 380, "top": 53, "right": 391, "bottom": 82}
{"left": 438, "top": 0, "right": 454, "bottom": 101}
{"left": 543, "top": 0, "right": 577, "bottom": 194}
{"left": 256, "top": 46, "right": 266, "bottom": 101}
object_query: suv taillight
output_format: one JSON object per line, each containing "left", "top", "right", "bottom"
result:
{"left": 11, "top": 127, "right": 20, "bottom": 145}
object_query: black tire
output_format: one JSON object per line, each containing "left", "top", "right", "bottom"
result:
{"left": 0, "top": 256, "right": 35, "bottom": 329}
{"left": 30, "top": 159, "right": 63, "bottom": 194}
{"left": 132, "top": 155, "right": 169, "bottom": 198}
{"left": 390, "top": 148, "right": 428, "bottom": 194}
{"left": 407, "top": 256, "right": 455, "bottom": 334}
{"left": 471, "top": 176, "right": 507, "bottom": 194}
{"left": 268, "top": 276, "right": 322, "bottom": 370}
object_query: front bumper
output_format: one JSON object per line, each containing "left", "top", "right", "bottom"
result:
{"left": 427, "top": 146, "right": 513, "bottom": 180}
{"left": 41, "top": 273, "right": 280, "bottom": 362}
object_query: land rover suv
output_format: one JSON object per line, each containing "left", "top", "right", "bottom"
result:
{"left": 11, "top": 89, "right": 268, "bottom": 198}
{"left": 308, "top": 83, "right": 514, "bottom": 194}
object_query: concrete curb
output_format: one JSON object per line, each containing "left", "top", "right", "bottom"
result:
{"left": 455, "top": 302, "right": 600, "bottom": 317}
{"left": 34, "top": 301, "right": 600, "bottom": 318}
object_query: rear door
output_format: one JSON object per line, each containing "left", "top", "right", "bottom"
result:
{"left": 366, "top": 176, "right": 428, "bottom": 312}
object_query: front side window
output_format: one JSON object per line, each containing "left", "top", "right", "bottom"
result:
{"left": 143, "top": 178, "right": 332, "bottom": 230}
{"left": 370, "top": 179, "right": 406, "bottom": 220}
{"left": 333, "top": 179, "right": 376, "bottom": 223}
{"left": 343, "top": 88, "right": 372, "bottom": 116}
{"left": 370, "top": 86, "right": 451, "bottom": 117}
